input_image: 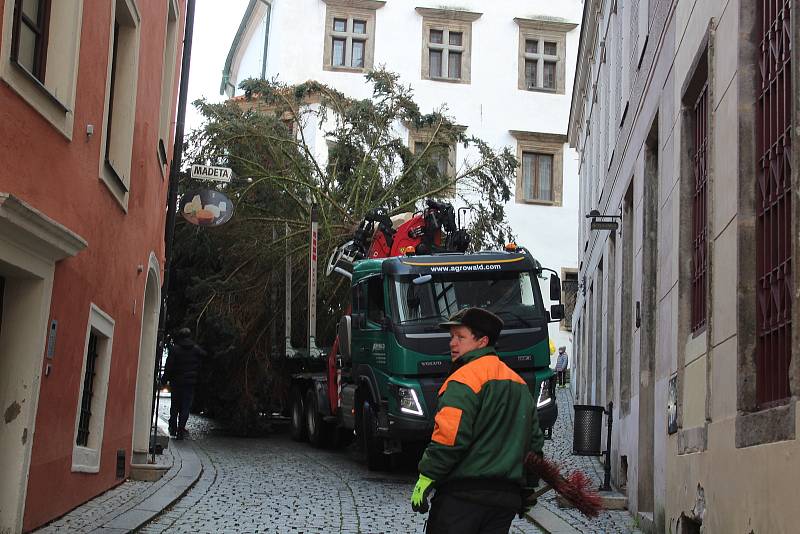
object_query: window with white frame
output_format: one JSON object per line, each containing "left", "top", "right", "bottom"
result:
{"left": 157, "top": 0, "right": 180, "bottom": 173}
{"left": 0, "top": 0, "right": 84, "bottom": 137}
{"left": 417, "top": 7, "right": 481, "bottom": 84}
{"left": 72, "top": 304, "right": 115, "bottom": 473}
{"left": 322, "top": 0, "right": 384, "bottom": 72}
{"left": 515, "top": 17, "right": 576, "bottom": 94}
{"left": 511, "top": 130, "right": 567, "bottom": 206}
{"left": 99, "top": 0, "right": 141, "bottom": 209}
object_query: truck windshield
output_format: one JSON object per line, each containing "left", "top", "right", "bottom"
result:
{"left": 392, "top": 271, "right": 543, "bottom": 328}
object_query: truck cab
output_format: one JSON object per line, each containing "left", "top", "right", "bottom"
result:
{"left": 336, "top": 250, "right": 559, "bottom": 469}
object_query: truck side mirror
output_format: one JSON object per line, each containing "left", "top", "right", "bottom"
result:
{"left": 550, "top": 273, "right": 562, "bottom": 302}
{"left": 549, "top": 304, "right": 565, "bottom": 321}
{"left": 338, "top": 316, "right": 352, "bottom": 362}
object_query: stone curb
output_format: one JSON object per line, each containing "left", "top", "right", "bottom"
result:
{"left": 526, "top": 506, "right": 583, "bottom": 534}
{"left": 86, "top": 421, "right": 202, "bottom": 533}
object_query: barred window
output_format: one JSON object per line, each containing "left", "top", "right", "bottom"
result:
{"left": 76, "top": 332, "right": 100, "bottom": 446}
{"left": 755, "top": 0, "right": 792, "bottom": 405}
{"left": 691, "top": 83, "right": 709, "bottom": 333}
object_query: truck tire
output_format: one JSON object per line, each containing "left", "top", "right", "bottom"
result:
{"left": 290, "top": 388, "right": 306, "bottom": 442}
{"left": 305, "top": 389, "right": 329, "bottom": 448}
{"left": 361, "top": 400, "right": 388, "bottom": 471}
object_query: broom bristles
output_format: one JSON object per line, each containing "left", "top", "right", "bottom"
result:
{"left": 524, "top": 453, "right": 603, "bottom": 518}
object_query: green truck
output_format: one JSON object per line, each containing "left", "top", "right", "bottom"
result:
{"left": 288, "top": 202, "right": 561, "bottom": 469}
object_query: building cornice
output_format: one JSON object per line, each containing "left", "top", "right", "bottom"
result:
{"left": 415, "top": 7, "right": 482, "bottom": 23}
{"left": 509, "top": 131, "right": 568, "bottom": 144}
{"left": 568, "top": 0, "right": 600, "bottom": 148}
{"left": 514, "top": 17, "right": 578, "bottom": 33}
{"left": 324, "top": 0, "right": 386, "bottom": 10}
{"left": 0, "top": 193, "right": 87, "bottom": 261}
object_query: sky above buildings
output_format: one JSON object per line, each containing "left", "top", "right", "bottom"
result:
{"left": 185, "top": 0, "right": 250, "bottom": 131}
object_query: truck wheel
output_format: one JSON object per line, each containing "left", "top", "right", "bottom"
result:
{"left": 305, "top": 389, "right": 329, "bottom": 448}
{"left": 290, "top": 389, "right": 306, "bottom": 442}
{"left": 361, "top": 401, "right": 388, "bottom": 471}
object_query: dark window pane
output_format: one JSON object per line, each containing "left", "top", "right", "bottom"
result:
{"left": 449, "top": 31, "right": 462, "bottom": 46}
{"left": 351, "top": 40, "right": 364, "bottom": 68}
{"left": 525, "top": 39, "right": 538, "bottom": 54}
{"left": 429, "top": 49, "right": 442, "bottom": 77}
{"left": 543, "top": 61, "right": 556, "bottom": 89}
{"left": 448, "top": 51, "right": 461, "bottom": 79}
{"left": 367, "top": 277, "right": 385, "bottom": 324}
{"left": 435, "top": 150, "right": 449, "bottom": 176}
{"left": 353, "top": 19, "right": 366, "bottom": 34}
{"left": 538, "top": 154, "right": 553, "bottom": 200}
{"left": 76, "top": 332, "right": 100, "bottom": 447}
{"left": 430, "top": 29, "right": 443, "bottom": 44}
{"left": 332, "top": 37, "right": 345, "bottom": 66}
{"left": 544, "top": 41, "right": 557, "bottom": 56}
{"left": 17, "top": 24, "right": 37, "bottom": 72}
{"left": 22, "top": 0, "right": 40, "bottom": 21}
{"left": 522, "top": 152, "right": 534, "bottom": 199}
{"left": 525, "top": 59, "right": 537, "bottom": 89}
{"left": 333, "top": 18, "right": 346, "bottom": 32}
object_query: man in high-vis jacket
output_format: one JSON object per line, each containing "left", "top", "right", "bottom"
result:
{"left": 411, "top": 307, "right": 544, "bottom": 534}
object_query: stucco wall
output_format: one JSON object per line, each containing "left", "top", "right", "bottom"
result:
{"left": 0, "top": 0, "right": 185, "bottom": 530}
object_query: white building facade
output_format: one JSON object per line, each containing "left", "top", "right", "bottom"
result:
{"left": 221, "top": 0, "right": 584, "bottom": 357}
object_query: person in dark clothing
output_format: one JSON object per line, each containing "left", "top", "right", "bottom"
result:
{"left": 411, "top": 307, "right": 544, "bottom": 534}
{"left": 161, "top": 328, "right": 206, "bottom": 439}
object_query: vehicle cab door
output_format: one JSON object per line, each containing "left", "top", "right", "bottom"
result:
{"left": 351, "top": 275, "right": 389, "bottom": 370}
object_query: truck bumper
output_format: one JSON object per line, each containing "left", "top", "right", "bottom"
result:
{"left": 383, "top": 413, "right": 433, "bottom": 442}
{"left": 537, "top": 398, "right": 558, "bottom": 431}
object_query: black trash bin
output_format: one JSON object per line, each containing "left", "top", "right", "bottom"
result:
{"left": 572, "top": 404, "right": 604, "bottom": 456}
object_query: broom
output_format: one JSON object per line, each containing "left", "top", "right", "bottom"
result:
{"left": 523, "top": 452, "right": 603, "bottom": 518}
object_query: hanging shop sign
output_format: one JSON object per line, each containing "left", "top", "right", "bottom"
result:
{"left": 180, "top": 189, "right": 234, "bottom": 227}
{"left": 190, "top": 164, "right": 233, "bottom": 183}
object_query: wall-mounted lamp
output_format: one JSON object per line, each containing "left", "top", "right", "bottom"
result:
{"left": 586, "top": 209, "right": 621, "bottom": 232}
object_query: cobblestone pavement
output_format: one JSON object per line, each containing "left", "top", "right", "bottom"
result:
{"left": 141, "top": 400, "right": 542, "bottom": 534}
{"left": 34, "top": 445, "right": 174, "bottom": 532}
{"left": 540, "top": 386, "right": 639, "bottom": 534}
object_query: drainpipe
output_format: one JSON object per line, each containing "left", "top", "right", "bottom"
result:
{"left": 150, "top": 0, "right": 197, "bottom": 463}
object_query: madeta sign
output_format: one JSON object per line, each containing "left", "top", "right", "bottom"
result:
{"left": 190, "top": 164, "right": 233, "bottom": 182}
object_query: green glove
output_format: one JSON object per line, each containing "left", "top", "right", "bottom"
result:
{"left": 411, "top": 474, "right": 435, "bottom": 513}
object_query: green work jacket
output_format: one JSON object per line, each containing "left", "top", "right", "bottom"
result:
{"left": 418, "top": 347, "right": 544, "bottom": 489}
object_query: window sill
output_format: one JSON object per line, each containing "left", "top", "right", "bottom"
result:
{"left": 425, "top": 76, "right": 469, "bottom": 84}
{"left": 72, "top": 445, "right": 101, "bottom": 473}
{"left": 324, "top": 65, "right": 367, "bottom": 73}
{"left": 1, "top": 58, "right": 74, "bottom": 139}
{"left": 677, "top": 425, "right": 707, "bottom": 454}
{"left": 519, "top": 198, "right": 559, "bottom": 206}
{"left": 100, "top": 161, "right": 130, "bottom": 212}
{"left": 735, "top": 399, "right": 796, "bottom": 448}
{"left": 523, "top": 86, "right": 562, "bottom": 95}
{"left": 10, "top": 61, "right": 71, "bottom": 113}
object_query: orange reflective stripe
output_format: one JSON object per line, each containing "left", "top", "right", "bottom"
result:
{"left": 439, "top": 355, "right": 526, "bottom": 395}
{"left": 431, "top": 406, "right": 462, "bottom": 446}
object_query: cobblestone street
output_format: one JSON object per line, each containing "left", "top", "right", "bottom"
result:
{"left": 139, "top": 400, "right": 543, "bottom": 534}
{"left": 540, "top": 387, "right": 639, "bottom": 534}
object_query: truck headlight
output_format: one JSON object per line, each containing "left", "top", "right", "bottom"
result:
{"left": 537, "top": 379, "right": 553, "bottom": 409}
{"left": 398, "top": 387, "right": 424, "bottom": 416}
